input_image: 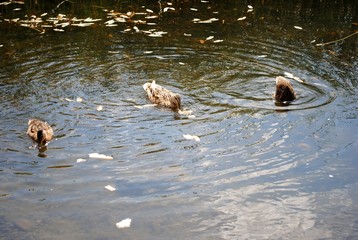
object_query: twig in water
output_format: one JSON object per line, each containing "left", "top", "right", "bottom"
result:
{"left": 316, "top": 31, "right": 358, "bottom": 46}
{"left": 51, "top": 0, "right": 74, "bottom": 13}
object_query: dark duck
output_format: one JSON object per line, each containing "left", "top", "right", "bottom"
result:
{"left": 274, "top": 76, "right": 296, "bottom": 102}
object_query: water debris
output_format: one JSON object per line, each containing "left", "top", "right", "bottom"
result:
{"left": 197, "top": 18, "right": 219, "bottom": 24}
{"left": 105, "top": 185, "right": 116, "bottom": 191}
{"left": 96, "top": 105, "right": 103, "bottom": 111}
{"left": 190, "top": 8, "right": 198, "bottom": 11}
{"left": 146, "top": 9, "right": 154, "bottom": 13}
{"left": 76, "top": 158, "right": 87, "bottom": 163}
{"left": 163, "top": 7, "right": 175, "bottom": 12}
{"left": 237, "top": 16, "right": 246, "bottom": 21}
{"left": 178, "top": 109, "right": 193, "bottom": 115}
{"left": 179, "top": 62, "right": 185, "bottom": 65}
{"left": 53, "top": 28, "right": 64, "bottom": 32}
{"left": 206, "top": 36, "right": 214, "bottom": 41}
{"left": 284, "top": 72, "right": 304, "bottom": 83}
{"left": 116, "top": 218, "right": 132, "bottom": 229}
{"left": 248, "top": 5, "right": 253, "bottom": 9}
{"left": 183, "top": 134, "right": 200, "bottom": 142}
{"left": 72, "top": 22, "right": 94, "bottom": 27}
{"left": 329, "top": 175, "right": 334, "bottom": 178}
{"left": 76, "top": 97, "right": 83, "bottom": 102}
{"left": 134, "top": 104, "right": 157, "bottom": 109}
{"left": 41, "top": 13, "right": 48, "bottom": 17}
{"left": 88, "top": 153, "right": 113, "bottom": 160}
{"left": 13, "top": 8, "right": 21, "bottom": 11}
{"left": 213, "top": 39, "right": 224, "bottom": 43}
{"left": 144, "top": 51, "right": 153, "bottom": 54}
{"left": 257, "top": 54, "right": 267, "bottom": 58}
{"left": 294, "top": 26, "right": 303, "bottom": 30}
{"left": 183, "top": 33, "right": 192, "bottom": 37}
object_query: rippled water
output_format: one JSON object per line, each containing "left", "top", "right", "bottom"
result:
{"left": 1, "top": 1, "right": 357, "bottom": 239}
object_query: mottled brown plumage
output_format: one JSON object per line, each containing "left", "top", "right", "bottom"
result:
{"left": 143, "top": 80, "right": 181, "bottom": 110}
{"left": 275, "top": 76, "right": 296, "bottom": 102}
{"left": 27, "top": 119, "right": 53, "bottom": 147}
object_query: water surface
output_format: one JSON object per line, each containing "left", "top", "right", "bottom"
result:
{"left": 0, "top": 0, "right": 357, "bottom": 239}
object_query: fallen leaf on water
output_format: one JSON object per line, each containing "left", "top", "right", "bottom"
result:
{"left": 105, "top": 185, "right": 116, "bottom": 191}
{"left": 248, "top": 5, "right": 253, "bottom": 9}
{"left": 88, "top": 153, "right": 113, "bottom": 160}
{"left": 179, "top": 62, "right": 185, "bottom": 65}
{"left": 72, "top": 22, "right": 94, "bottom": 27}
{"left": 76, "top": 97, "right": 83, "bottom": 102}
{"left": 213, "top": 39, "right": 223, "bottom": 43}
{"left": 41, "top": 12, "right": 48, "bottom": 17}
{"left": 206, "top": 36, "right": 214, "bottom": 41}
{"left": 146, "top": 9, "right": 154, "bottom": 13}
{"left": 13, "top": 8, "right": 21, "bottom": 11}
{"left": 53, "top": 28, "right": 64, "bottom": 32}
{"left": 183, "top": 33, "right": 192, "bottom": 37}
{"left": 116, "top": 218, "right": 131, "bottom": 229}
{"left": 76, "top": 158, "right": 87, "bottom": 163}
{"left": 164, "top": 7, "right": 175, "bottom": 12}
{"left": 183, "top": 134, "right": 200, "bottom": 142}
{"left": 96, "top": 105, "right": 103, "bottom": 111}
{"left": 190, "top": 8, "right": 198, "bottom": 11}
{"left": 237, "top": 16, "right": 246, "bottom": 21}
{"left": 294, "top": 26, "right": 303, "bottom": 30}
{"left": 198, "top": 18, "right": 219, "bottom": 23}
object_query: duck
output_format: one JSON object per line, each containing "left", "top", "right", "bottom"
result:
{"left": 27, "top": 119, "right": 54, "bottom": 148}
{"left": 142, "top": 80, "right": 181, "bottom": 110}
{"left": 274, "top": 76, "right": 296, "bottom": 102}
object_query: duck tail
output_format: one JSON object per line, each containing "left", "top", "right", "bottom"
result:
{"left": 37, "top": 130, "right": 44, "bottom": 145}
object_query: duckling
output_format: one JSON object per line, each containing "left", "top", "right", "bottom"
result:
{"left": 27, "top": 119, "right": 53, "bottom": 148}
{"left": 274, "top": 76, "right": 296, "bottom": 102}
{"left": 143, "top": 80, "right": 181, "bottom": 110}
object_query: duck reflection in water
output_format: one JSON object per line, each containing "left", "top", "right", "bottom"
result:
{"left": 274, "top": 76, "right": 296, "bottom": 106}
{"left": 143, "top": 80, "right": 181, "bottom": 111}
{"left": 27, "top": 119, "right": 54, "bottom": 153}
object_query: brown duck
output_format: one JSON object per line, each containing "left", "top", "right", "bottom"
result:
{"left": 274, "top": 76, "right": 296, "bottom": 102}
{"left": 27, "top": 119, "right": 54, "bottom": 147}
{"left": 143, "top": 80, "right": 181, "bottom": 110}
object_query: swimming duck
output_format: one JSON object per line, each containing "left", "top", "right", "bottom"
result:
{"left": 143, "top": 80, "right": 181, "bottom": 110}
{"left": 27, "top": 119, "right": 54, "bottom": 148}
{"left": 274, "top": 76, "right": 296, "bottom": 102}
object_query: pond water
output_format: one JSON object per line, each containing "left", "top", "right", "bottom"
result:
{"left": 0, "top": 0, "right": 357, "bottom": 239}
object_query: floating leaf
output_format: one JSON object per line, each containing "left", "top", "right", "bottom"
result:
{"left": 146, "top": 9, "right": 154, "bottom": 13}
{"left": 248, "top": 5, "right": 253, "bottom": 9}
{"left": 163, "top": 7, "right": 175, "bottom": 12}
{"left": 41, "top": 12, "right": 48, "bottom": 17}
{"left": 88, "top": 153, "right": 113, "bottom": 160}
{"left": 198, "top": 18, "right": 219, "bottom": 23}
{"left": 76, "top": 158, "right": 87, "bottom": 163}
{"left": 183, "top": 33, "right": 192, "bottom": 37}
{"left": 206, "top": 35, "right": 214, "bottom": 41}
{"left": 183, "top": 134, "right": 200, "bottom": 142}
{"left": 96, "top": 105, "right": 103, "bottom": 111}
{"left": 13, "top": 8, "right": 21, "bottom": 11}
{"left": 116, "top": 218, "right": 131, "bottom": 229}
{"left": 190, "top": 8, "right": 198, "bottom": 11}
{"left": 105, "top": 185, "right": 116, "bottom": 191}
{"left": 76, "top": 97, "right": 83, "bottom": 102}
{"left": 213, "top": 39, "right": 224, "bottom": 43}
{"left": 294, "top": 26, "right": 303, "bottom": 30}
{"left": 53, "top": 28, "right": 64, "bottom": 32}
{"left": 237, "top": 16, "right": 246, "bottom": 21}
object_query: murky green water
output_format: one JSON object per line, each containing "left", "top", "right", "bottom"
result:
{"left": 1, "top": 0, "right": 357, "bottom": 239}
